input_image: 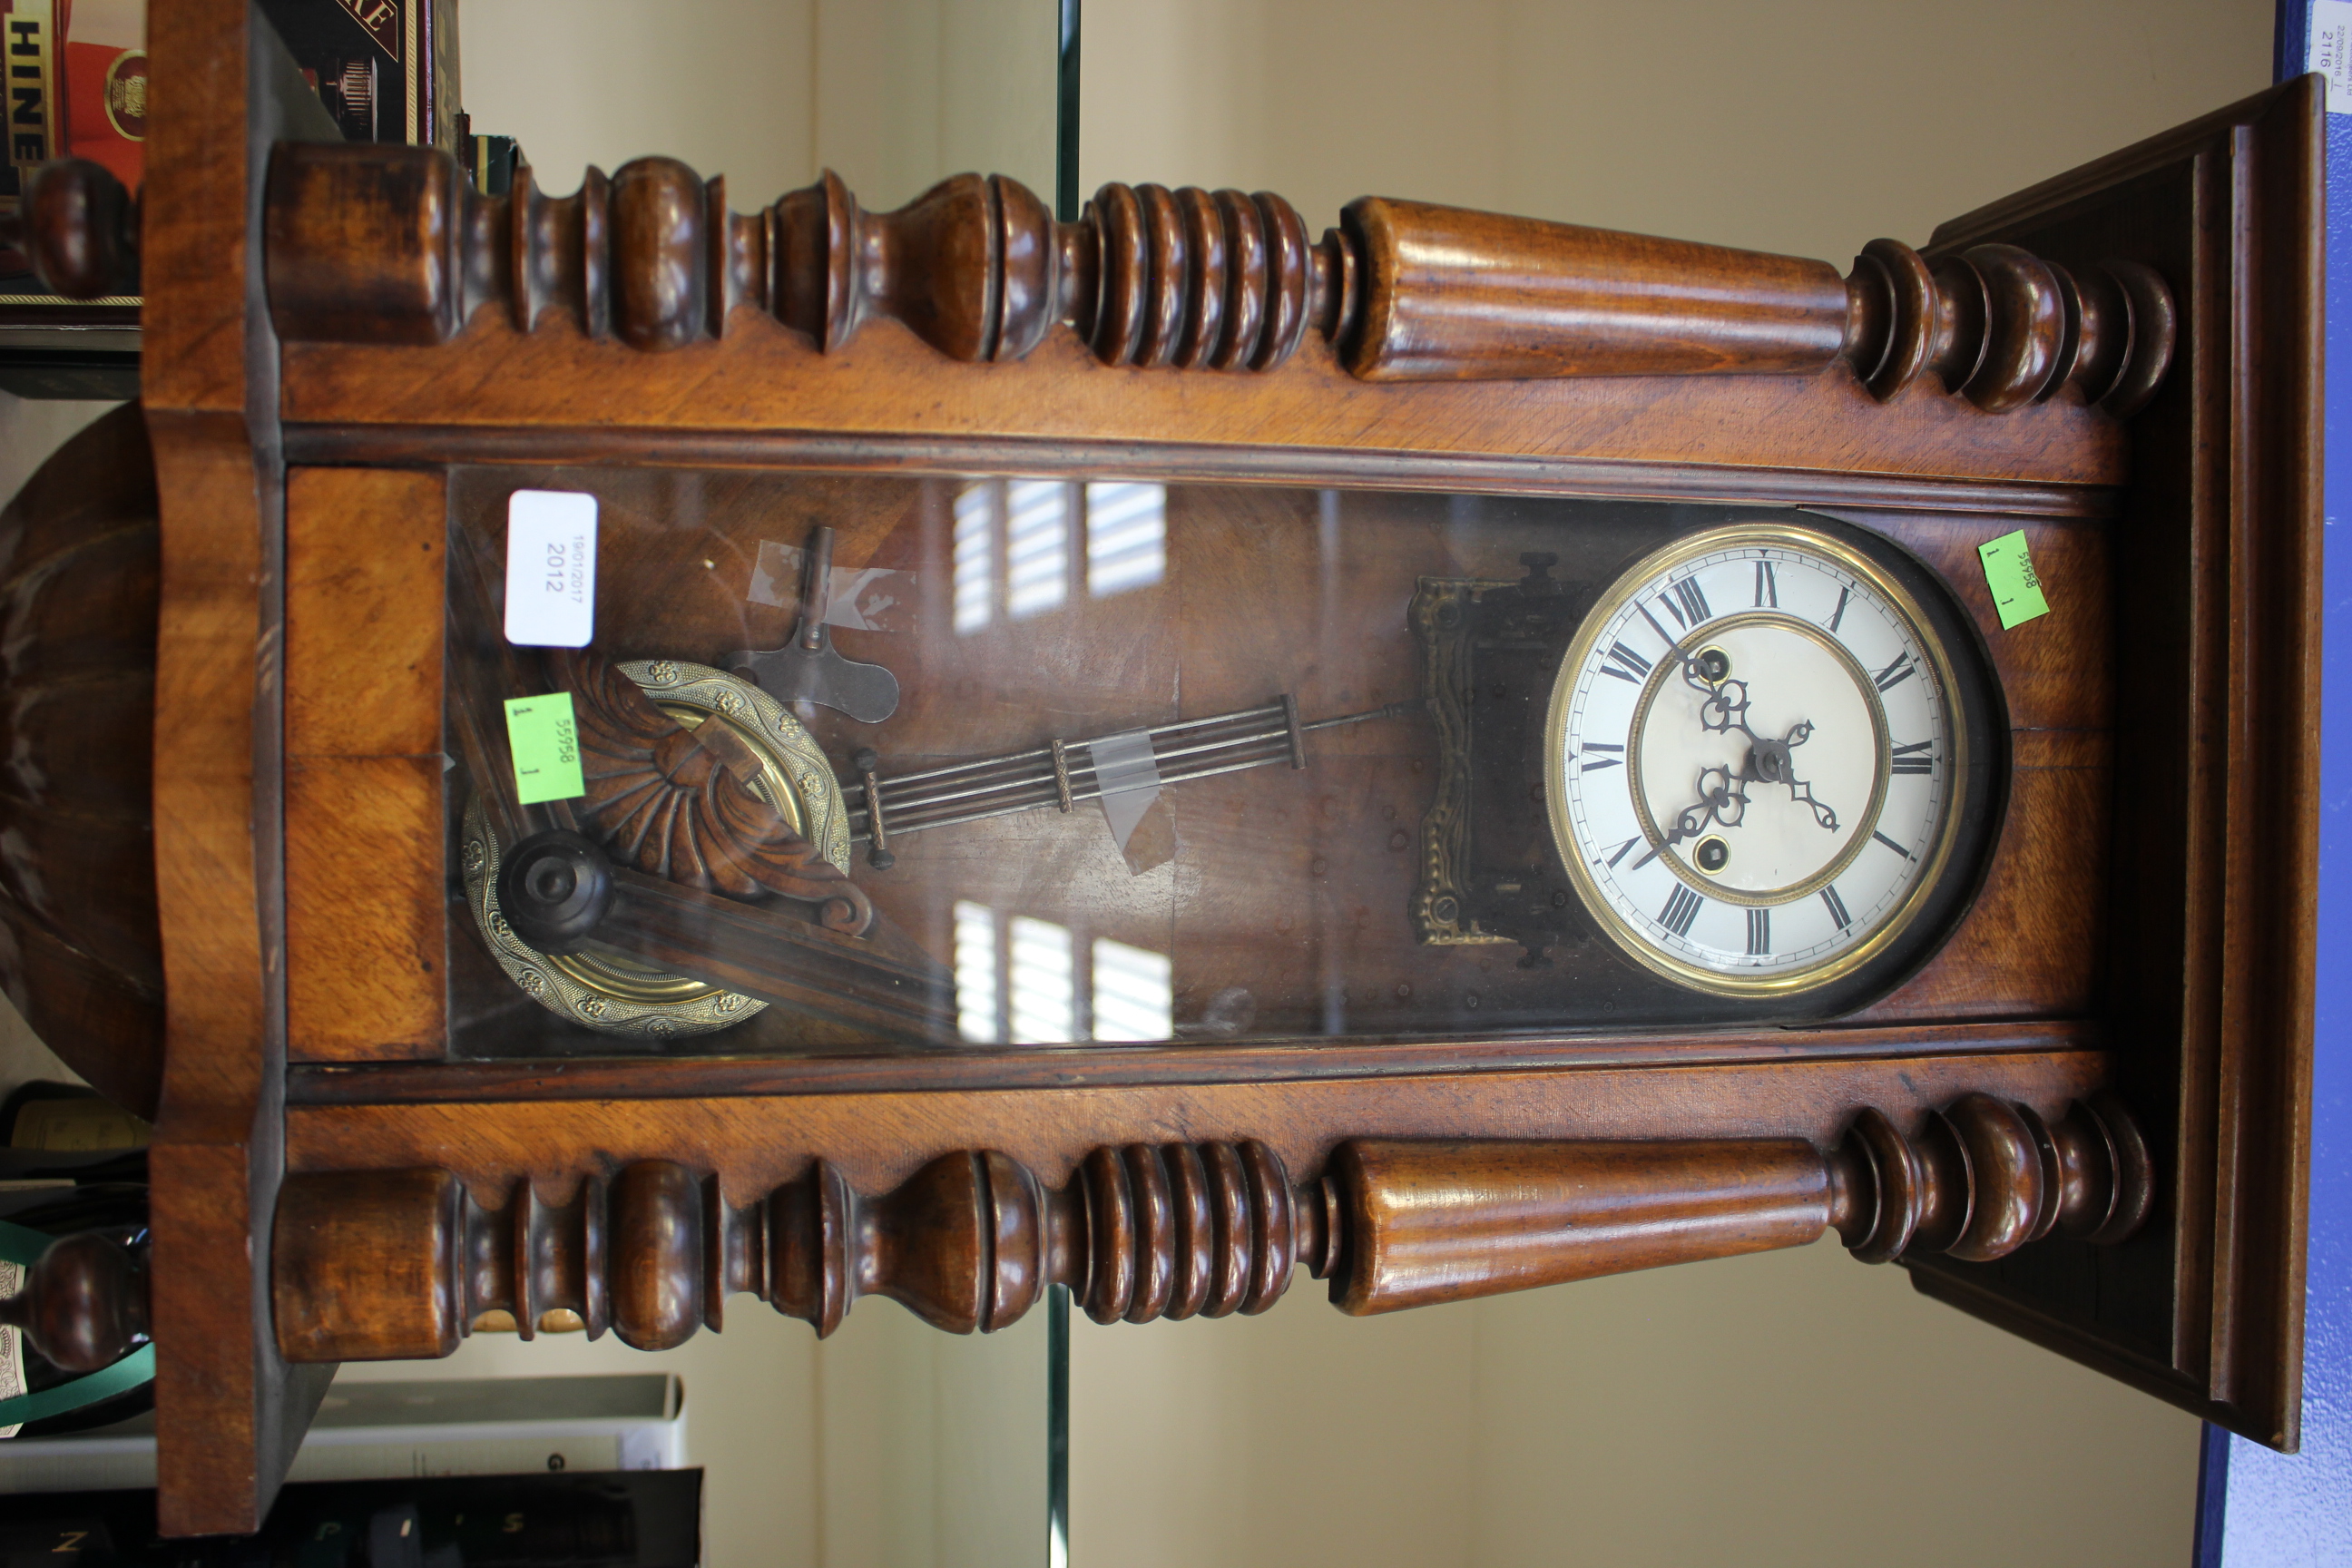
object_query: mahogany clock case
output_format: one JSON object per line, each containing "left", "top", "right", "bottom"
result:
{"left": 0, "top": 0, "right": 2308, "bottom": 1530}
{"left": 442, "top": 476, "right": 2014, "bottom": 1059}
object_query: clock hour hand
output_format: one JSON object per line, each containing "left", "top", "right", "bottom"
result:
{"left": 1639, "top": 765, "right": 1747, "bottom": 867}
{"left": 1681, "top": 658, "right": 1751, "bottom": 736}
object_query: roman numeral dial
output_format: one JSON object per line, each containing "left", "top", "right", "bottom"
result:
{"left": 1601, "top": 641, "right": 1653, "bottom": 683}
{"left": 1660, "top": 884, "right": 1704, "bottom": 938}
{"left": 1551, "top": 522, "right": 1966, "bottom": 1000}
{"left": 1661, "top": 577, "right": 1712, "bottom": 629}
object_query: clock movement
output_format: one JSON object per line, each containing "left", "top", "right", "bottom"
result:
{"left": 1419, "top": 512, "right": 2003, "bottom": 1016}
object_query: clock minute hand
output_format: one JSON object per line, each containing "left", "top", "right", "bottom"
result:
{"left": 1640, "top": 656, "right": 1837, "bottom": 871}
{"left": 1740, "top": 719, "right": 1839, "bottom": 831}
{"left": 1675, "top": 651, "right": 1840, "bottom": 832}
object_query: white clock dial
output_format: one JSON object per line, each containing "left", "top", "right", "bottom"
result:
{"left": 1546, "top": 523, "right": 1965, "bottom": 995}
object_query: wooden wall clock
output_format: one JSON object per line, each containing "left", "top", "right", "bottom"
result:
{"left": 0, "top": 1, "right": 2319, "bottom": 1535}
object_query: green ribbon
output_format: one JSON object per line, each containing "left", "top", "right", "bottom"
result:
{"left": 0, "top": 1215, "right": 155, "bottom": 1427}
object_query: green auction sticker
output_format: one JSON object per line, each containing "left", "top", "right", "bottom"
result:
{"left": 1977, "top": 529, "right": 2051, "bottom": 630}
{"left": 505, "top": 692, "right": 585, "bottom": 804}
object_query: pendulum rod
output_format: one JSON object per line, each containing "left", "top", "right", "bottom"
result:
{"left": 845, "top": 697, "right": 1417, "bottom": 847}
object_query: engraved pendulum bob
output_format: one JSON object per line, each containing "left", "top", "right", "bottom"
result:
{"left": 465, "top": 660, "right": 853, "bottom": 1039}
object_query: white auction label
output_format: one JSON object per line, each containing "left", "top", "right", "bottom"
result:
{"left": 504, "top": 490, "right": 599, "bottom": 647}
{"left": 2314, "top": 0, "right": 2352, "bottom": 113}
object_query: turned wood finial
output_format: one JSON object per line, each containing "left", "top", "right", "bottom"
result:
{"left": 0, "top": 158, "right": 140, "bottom": 299}
{"left": 0, "top": 1230, "right": 152, "bottom": 1373}
{"left": 1825, "top": 1090, "right": 2152, "bottom": 1262}
{"left": 1842, "top": 240, "right": 2174, "bottom": 415}
{"left": 268, "top": 143, "right": 1348, "bottom": 371}
{"left": 1317, "top": 1093, "right": 2153, "bottom": 1316}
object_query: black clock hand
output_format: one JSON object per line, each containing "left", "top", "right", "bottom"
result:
{"left": 1682, "top": 659, "right": 1752, "bottom": 737}
{"left": 1637, "top": 765, "right": 1748, "bottom": 868}
{"left": 1737, "top": 719, "right": 1839, "bottom": 830}
{"left": 1678, "top": 655, "right": 1840, "bottom": 831}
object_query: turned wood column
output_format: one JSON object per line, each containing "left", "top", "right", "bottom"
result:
{"left": 230, "top": 142, "right": 2175, "bottom": 413}
{"left": 255, "top": 1093, "right": 2151, "bottom": 1363}
{"left": 1321, "top": 1093, "right": 2151, "bottom": 1314}
{"left": 0, "top": 1094, "right": 2157, "bottom": 1367}
{"left": 5, "top": 147, "right": 2171, "bottom": 412}
{"left": 272, "top": 1139, "right": 1306, "bottom": 1359}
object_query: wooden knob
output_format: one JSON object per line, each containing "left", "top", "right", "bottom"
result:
{"left": 0, "top": 1230, "right": 151, "bottom": 1372}
{"left": 609, "top": 1161, "right": 703, "bottom": 1349}
{"left": 610, "top": 159, "right": 710, "bottom": 352}
{"left": 497, "top": 829, "right": 617, "bottom": 955}
{"left": 1, "top": 159, "right": 139, "bottom": 299}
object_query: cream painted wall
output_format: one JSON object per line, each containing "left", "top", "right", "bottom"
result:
{"left": 456, "top": 0, "right": 1054, "bottom": 212}
{"left": 1081, "top": 0, "right": 2275, "bottom": 265}
{"left": 1486, "top": 0, "right": 2278, "bottom": 263}
{"left": 1072, "top": 1240, "right": 2198, "bottom": 1568}
{"left": 457, "top": 0, "right": 817, "bottom": 206}
{"left": 1459, "top": 1241, "right": 2188, "bottom": 1566}
{"left": 332, "top": 1292, "right": 1045, "bottom": 1568}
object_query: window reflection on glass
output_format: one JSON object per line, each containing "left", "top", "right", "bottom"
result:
{"left": 1005, "top": 479, "right": 1071, "bottom": 621}
{"left": 1084, "top": 482, "right": 1166, "bottom": 597}
{"left": 953, "top": 478, "right": 1156, "bottom": 633}
{"left": 1008, "top": 915, "right": 1075, "bottom": 1044}
{"left": 953, "top": 899, "right": 1001, "bottom": 1044}
{"left": 951, "top": 902, "right": 1174, "bottom": 1045}
{"left": 1091, "top": 937, "right": 1173, "bottom": 1041}
{"left": 951, "top": 483, "right": 996, "bottom": 633}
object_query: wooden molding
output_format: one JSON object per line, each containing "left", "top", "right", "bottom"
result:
{"left": 142, "top": 0, "right": 348, "bottom": 1536}
{"left": 1907, "top": 77, "right": 2325, "bottom": 1451}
